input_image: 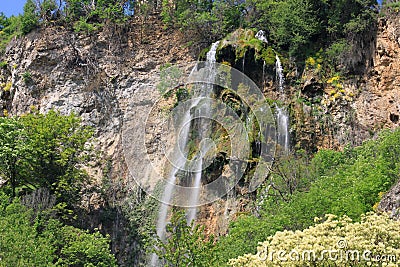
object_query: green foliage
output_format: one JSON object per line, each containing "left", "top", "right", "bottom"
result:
{"left": 260, "top": 47, "right": 276, "bottom": 66}
{"left": 0, "top": 60, "right": 7, "bottom": 68}
{"left": 384, "top": 1, "right": 400, "bottom": 10}
{"left": 0, "top": 192, "right": 116, "bottom": 266}
{"left": 153, "top": 210, "right": 216, "bottom": 266}
{"left": 157, "top": 64, "right": 183, "bottom": 97}
{"left": 20, "top": 109, "right": 93, "bottom": 207}
{"left": 161, "top": 0, "right": 244, "bottom": 39}
{"left": 0, "top": 110, "right": 93, "bottom": 210}
{"left": 0, "top": 116, "right": 32, "bottom": 197}
{"left": 21, "top": 0, "right": 40, "bottom": 34}
{"left": 258, "top": 0, "right": 320, "bottom": 56}
{"left": 0, "top": 192, "right": 55, "bottom": 266}
{"left": 214, "top": 128, "right": 400, "bottom": 266}
{"left": 49, "top": 223, "right": 117, "bottom": 266}
{"left": 23, "top": 71, "right": 33, "bottom": 84}
{"left": 0, "top": 14, "right": 22, "bottom": 52}
{"left": 64, "top": 0, "right": 136, "bottom": 24}
{"left": 73, "top": 17, "right": 102, "bottom": 34}
{"left": 325, "top": 39, "right": 350, "bottom": 65}
{"left": 229, "top": 212, "right": 400, "bottom": 266}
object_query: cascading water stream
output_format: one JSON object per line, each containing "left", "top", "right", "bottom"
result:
{"left": 151, "top": 41, "right": 220, "bottom": 266}
{"left": 275, "top": 54, "right": 290, "bottom": 153}
{"left": 275, "top": 105, "right": 289, "bottom": 152}
{"left": 275, "top": 54, "right": 285, "bottom": 92}
{"left": 256, "top": 30, "right": 268, "bottom": 86}
{"left": 186, "top": 41, "right": 219, "bottom": 224}
{"left": 150, "top": 96, "right": 201, "bottom": 266}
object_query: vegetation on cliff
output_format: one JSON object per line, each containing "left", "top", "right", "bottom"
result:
{"left": 0, "top": 110, "right": 116, "bottom": 266}
{"left": 213, "top": 128, "right": 400, "bottom": 265}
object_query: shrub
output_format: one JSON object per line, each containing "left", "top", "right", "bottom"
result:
{"left": 229, "top": 212, "right": 400, "bottom": 266}
{"left": 23, "top": 71, "right": 32, "bottom": 84}
{"left": 215, "top": 128, "right": 400, "bottom": 266}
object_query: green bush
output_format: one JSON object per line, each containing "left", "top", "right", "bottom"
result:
{"left": 23, "top": 71, "right": 32, "bottom": 84}
{"left": 0, "top": 192, "right": 55, "bottom": 266}
{"left": 215, "top": 128, "right": 400, "bottom": 266}
{"left": 0, "top": 110, "right": 93, "bottom": 209}
{"left": 0, "top": 192, "right": 116, "bottom": 267}
{"left": 153, "top": 210, "right": 216, "bottom": 266}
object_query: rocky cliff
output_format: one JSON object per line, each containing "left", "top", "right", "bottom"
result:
{"left": 1, "top": 11, "right": 400, "bottom": 265}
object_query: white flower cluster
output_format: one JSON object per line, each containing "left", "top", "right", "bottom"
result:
{"left": 229, "top": 212, "right": 400, "bottom": 266}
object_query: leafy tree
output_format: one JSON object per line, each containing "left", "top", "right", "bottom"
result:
{"left": 153, "top": 210, "right": 216, "bottom": 266}
{"left": 21, "top": 0, "right": 40, "bottom": 34}
{"left": 0, "top": 110, "right": 93, "bottom": 210}
{"left": 0, "top": 12, "right": 8, "bottom": 30}
{"left": 38, "top": 0, "right": 59, "bottom": 22}
{"left": 253, "top": 0, "right": 320, "bottom": 56}
{"left": 0, "top": 117, "right": 33, "bottom": 197}
{"left": 0, "top": 14, "right": 22, "bottom": 52}
{"left": 44, "top": 220, "right": 117, "bottom": 267}
{"left": 19, "top": 109, "right": 93, "bottom": 206}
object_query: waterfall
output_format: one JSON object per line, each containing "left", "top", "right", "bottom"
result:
{"left": 242, "top": 51, "right": 246, "bottom": 73}
{"left": 275, "top": 55, "right": 289, "bottom": 153}
{"left": 186, "top": 41, "right": 219, "bottom": 224}
{"left": 262, "top": 60, "right": 266, "bottom": 87}
{"left": 256, "top": 30, "right": 268, "bottom": 87}
{"left": 150, "top": 96, "right": 201, "bottom": 267}
{"left": 255, "top": 30, "right": 268, "bottom": 44}
{"left": 276, "top": 105, "right": 289, "bottom": 153}
{"left": 151, "top": 41, "right": 219, "bottom": 266}
{"left": 275, "top": 55, "right": 285, "bottom": 92}
{"left": 154, "top": 96, "right": 199, "bottom": 240}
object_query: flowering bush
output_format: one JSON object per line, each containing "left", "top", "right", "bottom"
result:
{"left": 229, "top": 212, "right": 400, "bottom": 267}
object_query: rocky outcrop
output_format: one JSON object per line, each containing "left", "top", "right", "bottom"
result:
{"left": 355, "top": 12, "right": 400, "bottom": 131}
{"left": 379, "top": 181, "right": 400, "bottom": 220}
{"left": 2, "top": 10, "right": 400, "bottom": 266}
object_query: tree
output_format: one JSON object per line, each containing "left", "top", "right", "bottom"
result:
{"left": 0, "top": 192, "right": 117, "bottom": 266}
{"left": 0, "top": 117, "right": 33, "bottom": 197}
{"left": 46, "top": 221, "right": 117, "bottom": 267}
{"left": 38, "top": 0, "right": 58, "bottom": 22}
{"left": 0, "top": 192, "right": 55, "bottom": 266}
{"left": 254, "top": 0, "right": 320, "bottom": 56}
{"left": 0, "top": 110, "right": 93, "bottom": 209}
{"left": 21, "top": 0, "right": 39, "bottom": 34}
{"left": 20, "top": 109, "right": 93, "bottom": 206}
{"left": 153, "top": 210, "right": 216, "bottom": 266}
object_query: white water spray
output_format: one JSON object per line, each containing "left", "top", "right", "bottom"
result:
{"left": 151, "top": 41, "right": 220, "bottom": 266}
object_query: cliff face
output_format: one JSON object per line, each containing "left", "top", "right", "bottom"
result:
{"left": 1, "top": 11, "right": 400, "bottom": 265}
{"left": 356, "top": 13, "right": 400, "bottom": 131}
{"left": 1, "top": 18, "right": 194, "bottom": 183}
{"left": 373, "top": 13, "right": 400, "bottom": 219}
